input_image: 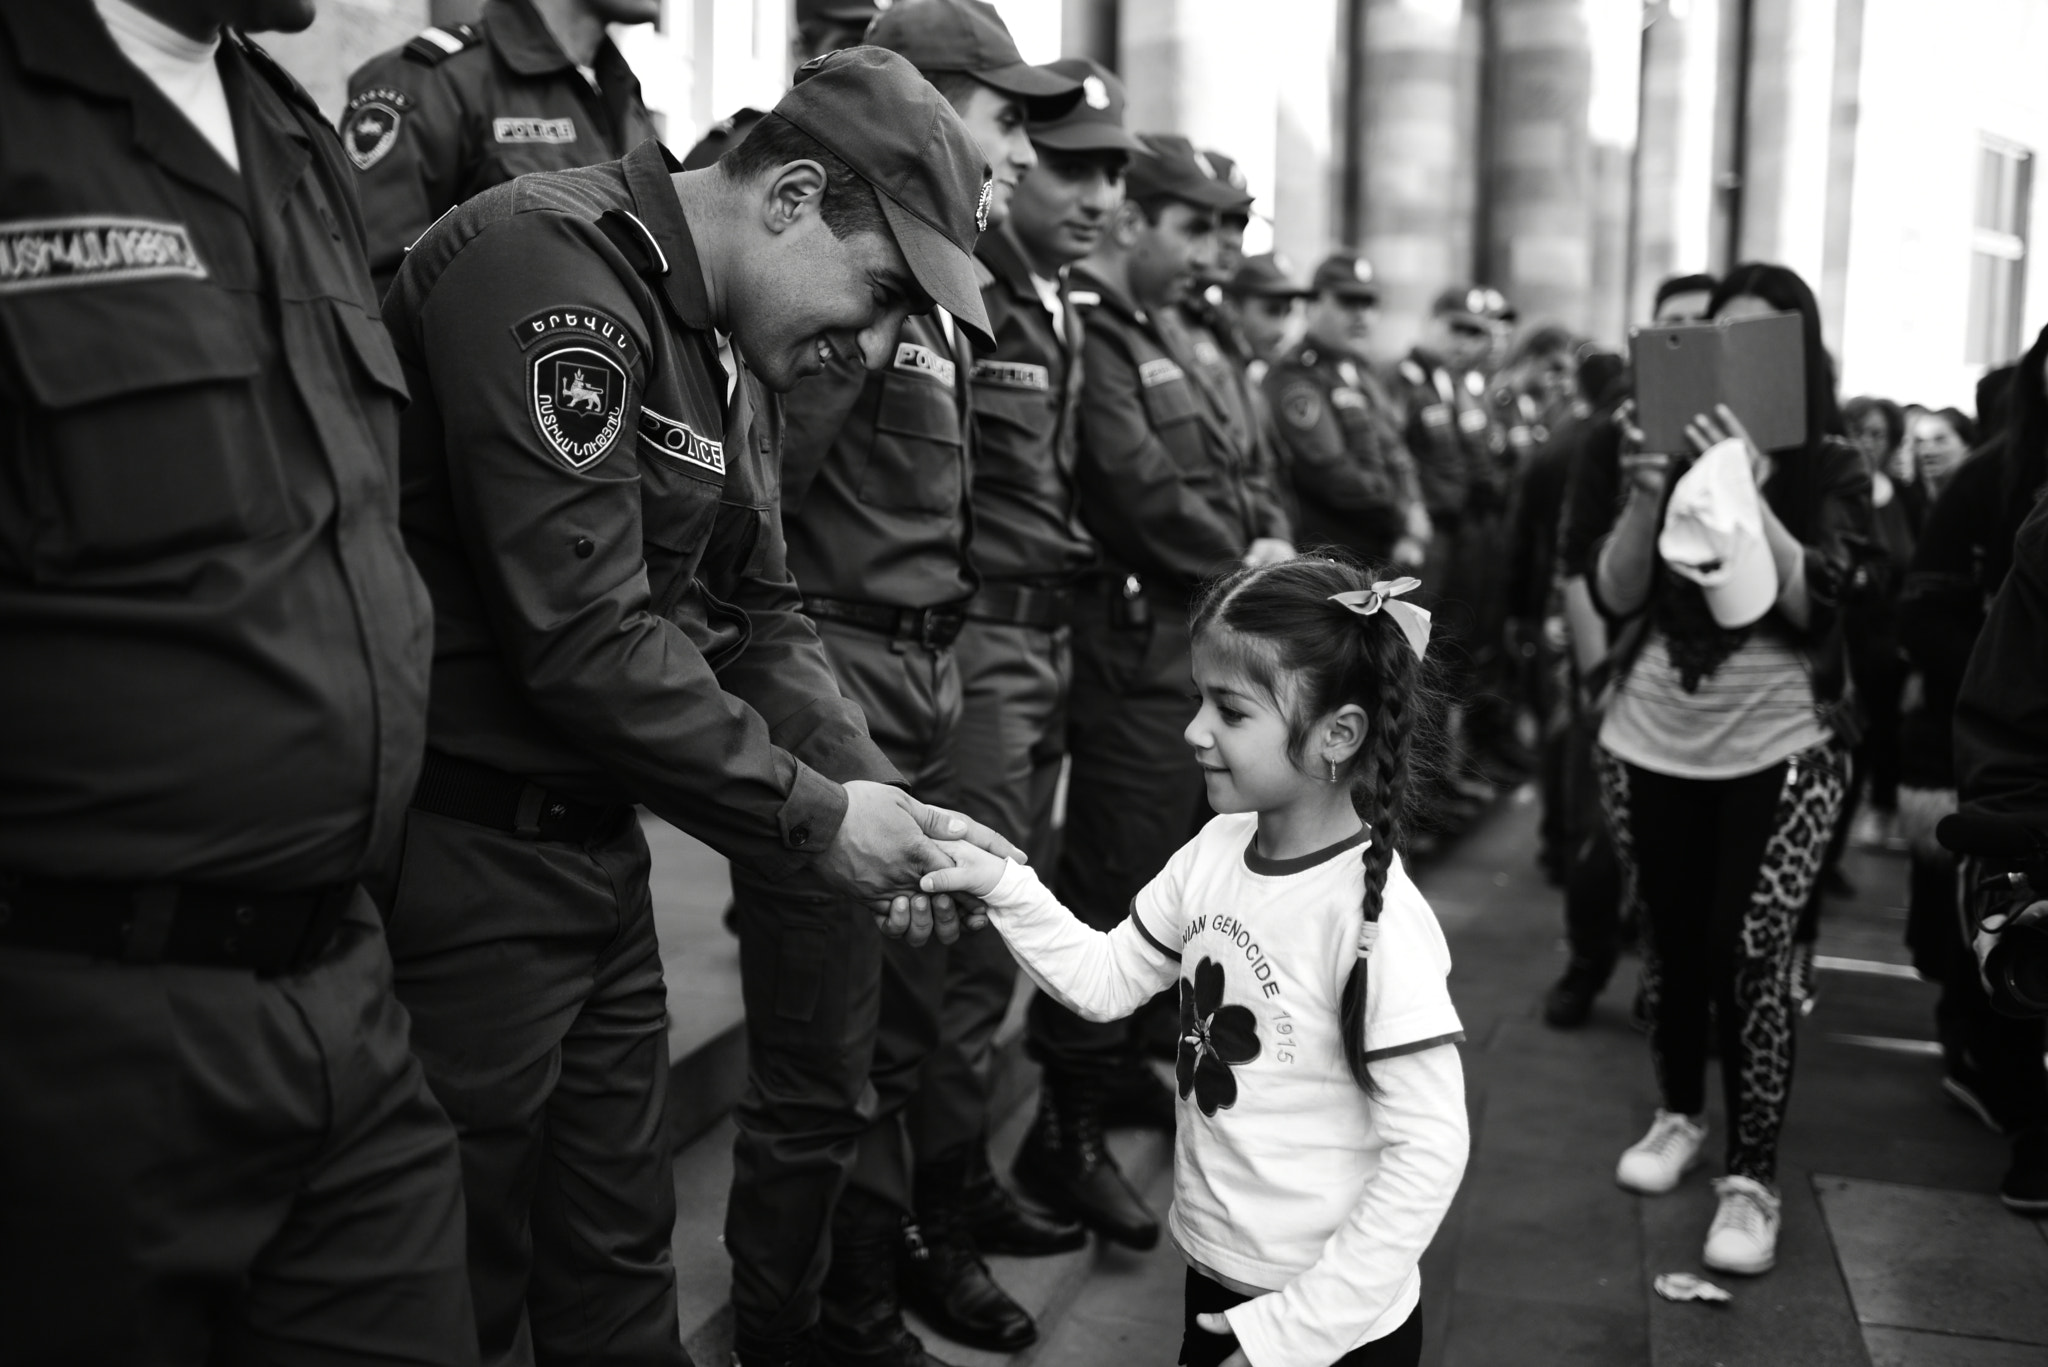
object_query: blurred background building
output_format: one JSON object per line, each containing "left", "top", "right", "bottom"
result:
{"left": 271, "top": 0, "right": 2048, "bottom": 405}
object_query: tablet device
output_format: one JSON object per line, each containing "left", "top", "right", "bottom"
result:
{"left": 1630, "top": 312, "right": 1807, "bottom": 454}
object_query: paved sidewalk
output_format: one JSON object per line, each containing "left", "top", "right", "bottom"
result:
{"left": 1037, "top": 792, "right": 2048, "bottom": 1367}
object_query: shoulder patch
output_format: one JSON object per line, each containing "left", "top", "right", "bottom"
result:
{"left": 1279, "top": 383, "right": 1322, "bottom": 431}
{"left": 529, "top": 343, "right": 630, "bottom": 471}
{"left": 0, "top": 216, "right": 206, "bottom": 295}
{"left": 970, "top": 359, "right": 1049, "bottom": 391}
{"left": 494, "top": 116, "right": 578, "bottom": 145}
{"left": 1331, "top": 388, "right": 1367, "bottom": 411}
{"left": 639, "top": 406, "right": 725, "bottom": 478}
{"left": 228, "top": 32, "right": 325, "bottom": 124}
{"left": 1138, "top": 357, "right": 1184, "bottom": 388}
{"left": 342, "top": 89, "right": 410, "bottom": 171}
{"left": 404, "top": 25, "right": 480, "bottom": 64}
{"left": 893, "top": 341, "right": 956, "bottom": 388}
{"left": 1398, "top": 358, "right": 1426, "bottom": 386}
{"left": 511, "top": 305, "right": 639, "bottom": 370}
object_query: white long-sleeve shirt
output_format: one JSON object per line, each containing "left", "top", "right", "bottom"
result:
{"left": 980, "top": 813, "right": 1469, "bottom": 1367}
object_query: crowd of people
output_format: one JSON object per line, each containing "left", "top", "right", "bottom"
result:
{"left": 7, "top": 1, "right": 2048, "bottom": 1366}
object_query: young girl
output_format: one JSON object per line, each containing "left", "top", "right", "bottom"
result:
{"left": 922, "top": 558, "right": 1469, "bottom": 1367}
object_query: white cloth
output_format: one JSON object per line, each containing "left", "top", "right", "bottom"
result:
{"left": 95, "top": 0, "right": 239, "bottom": 172}
{"left": 1030, "top": 272, "right": 1066, "bottom": 342}
{"left": 713, "top": 331, "right": 736, "bottom": 408}
{"left": 979, "top": 812, "right": 1469, "bottom": 1367}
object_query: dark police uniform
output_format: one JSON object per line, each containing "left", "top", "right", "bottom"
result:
{"left": 377, "top": 139, "right": 899, "bottom": 1367}
{"left": 345, "top": 0, "right": 658, "bottom": 297}
{"left": 1266, "top": 340, "right": 1420, "bottom": 564}
{"left": 0, "top": 6, "right": 471, "bottom": 1360}
{"left": 728, "top": 308, "right": 976, "bottom": 1346}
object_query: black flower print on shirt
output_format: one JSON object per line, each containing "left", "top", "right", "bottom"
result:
{"left": 1177, "top": 956, "right": 1261, "bottom": 1116}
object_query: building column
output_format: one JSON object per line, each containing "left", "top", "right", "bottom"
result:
{"left": 1629, "top": 0, "right": 1724, "bottom": 322}
{"left": 1484, "top": 0, "right": 1597, "bottom": 332}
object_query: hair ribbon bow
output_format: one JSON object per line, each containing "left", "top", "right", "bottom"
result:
{"left": 1328, "top": 577, "right": 1432, "bottom": 661}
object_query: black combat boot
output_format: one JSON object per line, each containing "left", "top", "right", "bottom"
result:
{"left": 953, "top": 1142, "right": 1085, "bottom": 1256}
{"left": 899, "top": 1198, "right": 1035, "bottom": 1353}
{"left": 815, "top": 1189, "right": 962, "bottom": 1367}
{"left": 1011, "top": 1078, "right": 1159, "bottom": 1250}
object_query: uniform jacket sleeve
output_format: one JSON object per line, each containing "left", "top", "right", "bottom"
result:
{"left": 1778, "top": 437, "right": 1875, "bottom": 646}
{"left": 346, "top": 54, "right": 472, "bottom": 303}
{"left": 1954, "top": 498, "right": 2048, "bottom": 823}
{"left": 1075, "top": 323, "right": 1250, "bottom": 583}
{"left": 408, "top": 211, "right": 864, "bottom": 878}
{"left": 1265, "top": 366, "right": 1406, "bottom": 522}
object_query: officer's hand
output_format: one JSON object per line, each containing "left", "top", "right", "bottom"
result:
{"left": 822, "top": 783, "right": 1023, "bottom": 946}
{"left": 1392, "top": 534, "right": 1428, "bottom": 568}
{"left": 918, "top": 839, "right": 1009, "bottom": 900}
{"left": 1245, "top": 537, "right": 1295, "bottom": 569}
{"left": 1192, "top": 1314, "right": 1249, "bottom": 1367}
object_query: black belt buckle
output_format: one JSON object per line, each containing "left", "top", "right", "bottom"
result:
{"left": 919, "top": 606, "right": 966, "bottom": 650}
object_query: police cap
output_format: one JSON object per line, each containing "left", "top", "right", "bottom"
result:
{"left": 1432, "top": 283, "right": 1515, "bottom": 324}
{"left": 1125, "top": 134, "right": 1244, "bottom": 211}
{"left": 1227, "top": 252, "right": 1306, "bottom": 300}
{"left": 1027, "top": 57, "right": 1142, "bottom": 154}
{"left": 866, "top": 0, "right": 1081, "bottom": 111}
{"left": 1311, "top": 251, "right": 1381, "bottom": 303}
{"left": 798, "top": 0, "right": 886, "bottom": 26}
{"left": 1203, "top": 148, "right": 1255, "bottom": 221}
{"left": 681, "top": 107, "right": 765, "bottom": 171}
{"left": 780, "top": 46, "right": 995, "bottom": 344}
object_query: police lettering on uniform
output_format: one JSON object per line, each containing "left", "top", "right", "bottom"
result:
{"left": 373, "top": 46, "right": 1020, "bottom": 1367}
{"left": 1021, "top": 133, "right": 1293, "bottom": 1251}
{"left": 345, "top": 0, "right": 661, "bottom": 298}
{"left": 0, "top": 1, "right": 474, "bottom": 1358}
{"left": 726, "top": 6, "right": 1080, "bottom": 1365}
{"left": 1265, "top": 251, "right": 1429, "bottom": 568}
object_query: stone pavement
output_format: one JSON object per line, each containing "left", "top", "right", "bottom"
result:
{"left": 1033, "top": 791, "right": 2048, "bottom": 1367}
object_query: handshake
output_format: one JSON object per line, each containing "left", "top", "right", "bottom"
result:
{"left": 822, "top": 780, "right": 1020, "bottom": 946}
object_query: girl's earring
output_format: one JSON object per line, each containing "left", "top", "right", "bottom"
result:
{"left": 1327, "top": 756, "right": 1340, "bottom": 784}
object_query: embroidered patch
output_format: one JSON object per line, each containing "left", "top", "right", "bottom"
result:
{"left": 530, "top": 344, "right": 628, "bottom": 470}
{"left": 1279, "top": 384, "right": 1321, "bottom": 430}
{"left": 1082, "top": 74, "right": 1111, "bottom": 110}
{"left": 1138, "top": 357, "right": 1184, "bottom": 388}
{"left": 1422, "top": 403, "right": 1452, "bottom": 428}
{"left": 893, "top": 341, "right": 956, "bottom": 388}
{"left": 1457, "top": 406, "right": 1489, "bottom": 434}
{"left": 0, "top": 216, "right": 206, "bottom": 295}
{"left": 971, "top": 359, "right": 1049, "bottom": 391}
{"left": 494, "top": 116, "right": 577, "bottom": 145}
{"left": 639, "top": 406, "right": 725, "bottom": 477}
{"left": 1192, "top": 337, "right": 1222, "bottom": 366}
{"left": 511, "top": 306, "right": 638, "bottom": 368}
{"left": 1331, "top": 388, "right": 1367, "bottom": 411}
{"left": 344, "top": 88, "right": 410, "bottom": 170}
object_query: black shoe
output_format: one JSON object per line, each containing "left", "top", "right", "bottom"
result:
{"left": 2001, "top": 1125, "right": 2048, "bottom": 1214}
{"left": 952, "top": 1145, "right": 1086, "bottom": 1257}
{"left": 900, "top": 1218, "right": 1036, "bottom": 1353}
{"left": 1012, "top": 1083, "right": 1159, "bottom": 1250}
{"left": 817, "top": 1191, "right": 963, "bottom": 1367}
{"left": 1100, "top": 1059, "right": 1176, "bottom": 1133}
{"left": 1943, "top": 1061, "right": 2023, "bottom": 1136}
{"left": 1543, "top": 959, "right": 1611, "bottom": 1029}
{"left": 733, "top": 1338, "right": 814, "bottom": 1367}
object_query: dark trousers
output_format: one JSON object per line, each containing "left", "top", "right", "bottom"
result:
{"left": 1560, "top": 706, "right": 1624, "bottom": 976}
{"left": 1032, "top": 594, "right": 1200, "bottom": 1079}
{"left": 1179, "top": 1270, "right": 1422, "bottom": 1367}
{"left": 726, "top": 623, "right": 959, "bottom": 1343}
{"left": 1597, "top": 740, "right": 1849, "bottom": 1184}
{"left": 0, "top": 896, "right": 476, "bottom": 1366}
{"left": 374, "top": 808, "right": 684, "bottom": 1367}
{"left": 914, "top": 616, "right": 1072, "bottom": 1164}
{"left": 1920, "top": 854, "right": 2048, "bottom": 1130}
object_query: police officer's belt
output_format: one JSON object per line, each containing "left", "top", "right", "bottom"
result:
{"left": 412, "top": 750, "right": 630, "bottom": 843}
{"left": 965, "top": 582, "right": 1075, "bottom": 631}
{"left": 803, "top": 596, "right": 967, "bottom": 649}
{"left": 0, "top": 877, "right": 355, "bottom": 976}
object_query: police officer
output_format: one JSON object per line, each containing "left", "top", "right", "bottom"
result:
{"left": 1222, "top": 251, "right": 1306, "bottom": 378}
{"left": 904, "top": 48, "right": 1144, "bottom": 1338}
{"left": 376, "top": 48, "right": 1018, "bottom": 1367}
{"left": 1017, "top": 134, "right": 1290, "bottom": 1249}
{"left": 1173, "top": 146, "right": 1260, "bottom": 443}
{"left": 0, "top": 1, "right": 473, "bottom": 1358}
{"left": 1266, "top": 252, "right": 1429, "bottom": 568}
{"left": 345, "top": 0, "right": 661, "bottom": 298}
{"left": 739, "top": 6, "right": 1078, "bottom": 1364}
{"left": 792, "top": 0, "right": 883, "bottom": 71}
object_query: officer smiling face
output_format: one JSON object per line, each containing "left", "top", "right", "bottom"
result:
{"left": 1122, "top": 198, "right": 1217, "bottom": 310}
{"left": 1009, "top": 149, "right": 1125, "bottom": 272}
{"left": 943, "top": 83, "right": 1036, "bottom": 229}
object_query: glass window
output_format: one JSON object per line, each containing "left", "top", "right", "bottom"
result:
{"left": 1969, "top": 137, "right": 2032, "bottom": 367}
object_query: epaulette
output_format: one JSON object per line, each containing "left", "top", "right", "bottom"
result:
{"left": 1398, "top": 358, "right": 1426, "bottom": 386}
{"left": 1069, "top": 290, "right": 1101, "bottom": 309}
{"left": 405, "top": 25, "right": 481, "bottom": 65}
{"left": 594, "top": 209, "right": 668, "bottom": 279}
{"left": 225, "top": 30, "right": 324, "bottom": 124}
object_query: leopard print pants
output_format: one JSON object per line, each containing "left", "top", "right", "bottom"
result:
{"left": 1595, "top": 738, "right": 1850, "bottom": 1184}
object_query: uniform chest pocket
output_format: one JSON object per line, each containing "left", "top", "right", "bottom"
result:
{"left": 638, "top": 447, "right": 727, "bottom": 616}
{"left": 1138, "top": 374, "right": 1209, "bottom": 477}
{"left": 0, "top": 280, "right": 287, "bottom": 578}
{"left": 858, "top": 374, "right": 963, "bottom": 514}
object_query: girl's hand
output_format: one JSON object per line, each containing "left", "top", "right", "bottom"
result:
{"left": 1193, "top": 1314, "right": 1249, "bottom": 1367}
{"left": 1686, "top": 403, "right": 1772, "bottom": 486}
{"left": 917, "top": 838, "right": 1008, "bottom": 901}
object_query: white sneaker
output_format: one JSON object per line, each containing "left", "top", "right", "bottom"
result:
{"left": 1703, "top": 1175, "right": 1781, "bottom": 1275}
{"left": 1615, "top": 1110, "right": 1707, "bottom": 1194}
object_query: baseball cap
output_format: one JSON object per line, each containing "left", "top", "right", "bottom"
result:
{"left": 1027, "top": 57, "right": 1143, "bottom": 154}
{"left": 1226, "top": 252, "right": 1304, "bottom": 300}
{"left": 1203, "top": 149, "right": 1254, "bottom": 220}
{"left": 1433, "top": 283, "right": 1514, "bottom": 323}
{"left": 797, "top": 0, "right": 886, "bottom": 26}
{"left": 1658, "top": 437, "right": 1779, "bottom": 629}
{"left": 865, "top": 0, "right": 1081, "bottom": 108}
{"left": 778, "top": 46, "right": 995, "bottom": 345}
{"left": 1125, "top": 134, "right": 1244, "bottom": 210}
{"left": 1310, "top": 251, "right": 1381, "bottom": 303}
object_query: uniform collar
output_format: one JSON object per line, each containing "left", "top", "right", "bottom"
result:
{"left": 622, "top": 139, "right": 714, "bottom": 331}
{"left": 1069, "top": 264, "right": 1149, "bottom": 329}
{"left": 976, "top": 223, "right": 1043, "bottom": 302}
{"left": 485, "top": 0, "right": 582, "bottom": 76}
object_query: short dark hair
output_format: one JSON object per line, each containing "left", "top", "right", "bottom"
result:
{"left": 1843, "top": 395, "right": 1905, "bottom": 451}
{"left": 1655, "top": 272, "right": 1718, "bottom": 310}
{"left": 717, "top": 113, "right": 888, "bottom": 242}
{"left": 1507, "top": 324, "right": 1576, "bottom": 368}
